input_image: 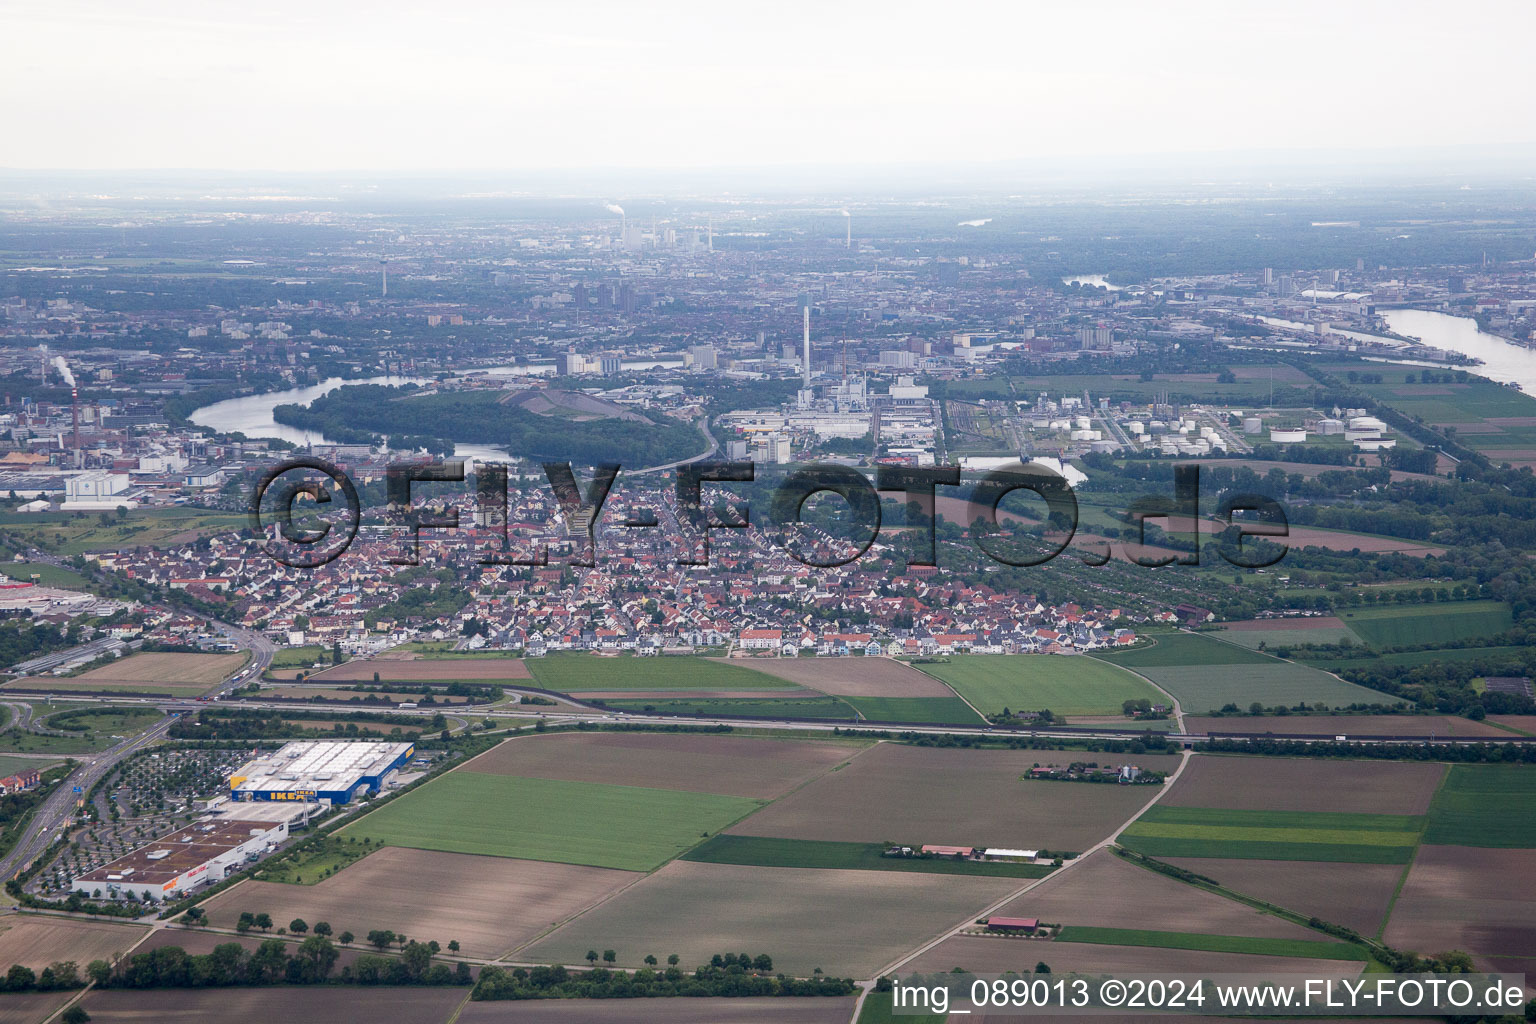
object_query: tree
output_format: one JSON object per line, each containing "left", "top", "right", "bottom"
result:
{"left": 339, "top": 931, "right": 354, "bottom": 946}
{"left": 253, "top": 913, "right": 273, "bottom": 933}
{"left": 86, "top": 960, "right": 111, "bottom": 986}
{"left": 585, "top": 950, "right": 599, "bottom": 965}
{"left": 6, "top": 964, "right": 35, "bottom": 990}
{"left": 367, "top": 929, "right": 396, "bottom": 951}
{"left": 235, "top": 912, "right": 254, "bottom": 934}
{"left": 667, "top": 954, "right": 680, "bottom": 966}
{"left": 447, "top": 940, "right": 460, "bottom": 953}
{"left": 313, "top": 921, "right": 332, "bottom": 937}
{"left": 289, "top": 918, "right": 308, "bottom": 935}
{"left": 602, "top": 949, "right": 616, "bottom": 964}
{"left": 643, "top": 954, "right": 657, "bottom": 966}
{"left": 1035, "top": 961, "right": 1052, "bottom": 974}
{"left": 753, "top": 954, "right": 773, "bottom": 972}
{"left": 295, "top": 935, "right": 339, "bottom": 983}
{"left": 62, "top": 1008, "right": 90, "bottom": 1024}
{"left": 183, "top": 907, "right": 205, "bottom": 926}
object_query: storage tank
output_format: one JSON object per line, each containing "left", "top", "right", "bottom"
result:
{"left": 1242, "top": 417, "right": 1263, "bottom": 434}
{"left": 1269, "top": 427, "right": 1307, "bottom": 443}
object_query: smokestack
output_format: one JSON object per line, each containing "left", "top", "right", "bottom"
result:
{"left": 381, "top": 260, "right": 388, "bottom": 298}
{"left": 71, "top": 386, "right": 79, "bottom": 449}
{"left": 707, "top": 216, "right": 713, "bottom": 251}
{"left": 802, "top": 304, "right": 811, "bottom": 388}
{"left": 841, "top": 209, "right": 851, "bottom": 248}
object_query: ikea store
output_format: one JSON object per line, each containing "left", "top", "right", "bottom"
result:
{"left": 229, "top": 740, "right": 415, "bottom": 805}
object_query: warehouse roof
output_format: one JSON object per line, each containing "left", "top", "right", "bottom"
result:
{"left": 75, "top": 819, "right": 280, "bottom": 887}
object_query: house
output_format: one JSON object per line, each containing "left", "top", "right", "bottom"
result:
{"left": 739, "top": 628, "right": 783, "bottom": 650}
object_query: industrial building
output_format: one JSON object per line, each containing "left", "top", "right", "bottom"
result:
{"left": 72, "top": 818, "right": 289, "bottom": 903}
{"left": 229, "top": 740, "right": 415, "bottom": 805}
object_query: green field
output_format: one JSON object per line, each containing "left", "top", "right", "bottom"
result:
{"left": 1054, "top": 926, "right": 1367, "bottom": 961}
{"left": 0, "top": 753, "right": 61, "bottom": 777}
{"left": 1301, "top": 645, "right": 1527, "bottom": 672}
{"left": 342, "top": 770, "right": 762, "bottom": 871}
{"left": 857, "top": 992, "right": 946, "bottom": 1024}
{"left": 268, "top": 646, "right": 327, "bottom": 670}
{"left": 600, "top": 696, "right": 857, "bottom": 720}
{"left": 0, "top": 707, "right": 163, "bottom": 754}
{"left": 841, "top": 695, "right": 986, "bottom": 725}
{"left": 1423, "top": 764, "right": 1536, "bottom": 847}
{"left": 1118, "top": 805, "right": 1424, "bottom": 864}
{"left": 913, "top": 655, "right": 1165, "bottom": 716}
{"left": 1337, "top": 602, "right": 1514, "bottom": 647}
{"left": 685, "top": 834, "right": 1053, "bottom": 879}
{"left": 524, "top": 653, "right": 798, "bottom": 693}
{"left": 1323, "top": 360, "right": 1536, "bottom": 453}
{"left": 0, "top": 561, "right": 89, "bottom": 589}
{"left": 1217, "top": 627, "right": 1361, "bottom": 651}
{"left": 1094, "top": 634, "right": 1388, "bottom": 712}
{"left": 0, "top": 507, "right": 247, "bottom": 556}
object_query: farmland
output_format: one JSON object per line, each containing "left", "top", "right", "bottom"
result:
{"left": 1161, "top": 857, "right": 1406, "bottom": 934}
{"left": 990, "top": 849, "right": 1323, "bottom": 939}
{"left": 1053, "top": 925, "right": 1367, "bottom": 960}
{"left": 525, "top": 653, "right": 797, "bottom": 693}
{"left": 202, "top": 846, "right": 640, "bottom": 959}
{"left": 1383, "top": 846, "right": 1536, "bottom": 966}
{"left": 8, "top": 651, "right": 248, "bottom": 697}
{"left": 311, "top": 658, "right": 530, "bottom": 682}
{"left": 599, "top": 696, "right": 858, "bottom": 720}
{"left": 1422, "top": 763, "right": 1536, "bottom": 847}
{"left": 734, "top": 656, "right": 957, "bottom": 697}
{"left": 1094, "top": 633, "right": 1386, "bottom": 712}
{"left": 0, "top": 707, "right": 163, "bottom": 753}
{"left": 913, "top": 655, "right": 1164, "bottom": 716}
{"left": 342, "top": 770, "right": 761, "bottom": 870}
{"left": 79, "top": 987, "right": 467, "bottom": 1024}
{"left": 1188, "top": 714, "right": 1511, "bottom": 738}
{"left": 840, "top": 695, "right": 984, "bottom": 724}
{"left": 904, "top": 933, "right": 1365, "bottom": 977}
{"left": 1159, "top": 755, "right": 1445, "bottom": 815}
{"left": 726, "top": 742, "right": 1180, "bottom": 852}
{"left": 0, "top": 560, "right": 87, "bottom": 589}
{"left": 465, "top": 731, "right": 863, "bottom": 800}
{"left": 520, "top": 860, "right": 1021, "bottom": 977}
{"left": 685, "top": 835, "right": 1053, "bottom": 879}
{"left": 1337, "top": 601, "right": 1514, "bottom": 647}
{"left": 0, "top": 915, "right": 146, "bottom": 970}
{"left": 0, "top": 507, "right": 246, "bottom": 557}
{"left": 458, "top": 997, "right": 860, "bottom": 1023}
{"left": 1118, "top": 805, "right": 1423, "bottom": 863}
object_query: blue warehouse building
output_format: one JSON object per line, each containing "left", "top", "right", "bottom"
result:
{"left": 229, "top": 740, "right": 416, "bottom": 805}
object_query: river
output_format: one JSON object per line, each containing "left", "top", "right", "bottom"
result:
{"left": 1380, "top": 309, "right": 1536, "bottom": 394}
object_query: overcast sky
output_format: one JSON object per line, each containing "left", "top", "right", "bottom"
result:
{"left": 4, "top": 0, "right": 1536, "bottom": 173}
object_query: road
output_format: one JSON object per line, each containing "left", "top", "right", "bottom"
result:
{"left": 634, "top": 413, "right": 719, "bottom": 476}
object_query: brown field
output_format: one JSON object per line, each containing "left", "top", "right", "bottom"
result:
{"left": 905, "top": 934, "right": 1362, "bottom": 977}
{"left": 1187, "top": 715, "right": 1512, "bottom": 738}
{"left": 312, "top": 659, "right": 529, "bottom": 681}
{"left": 80, "top": 987, "right": 465, "bottom": 1024}
{"left": 458, "top": 997, "right": 859, "bottom": 1023}
{"left": 263, "top": 685, "right": 475, "bottom": 704}
{"left": 1161, "top": 755, "right": 1445, "bottom": 815}
{"left": 1223, "top": 616, "right": 1350, "bottom": 632}
{"left": 466, "top": 731, "right": 864, "bottom": 799}
{"left": 570, "top": 688, "right": 816, "bottom": 700}
{"left": 0, "top": 915, "right": 147, "bottom": 970}
{"left": 1162, "top": 857, "right": 1405, "bottom": 934}
{"left": 0, "top": 992, "right": 74, "bottom": 1024}
{"left": 202, "top": 847, "right": 640, "bottom": 959}
{"left": 1490, "top": 715, "right": 1536, "bottom": 735}
{"left": 991, "top": 849, "right": 1320, "bottom": 939}
{"left": 1282, "top": 527, "right": 1446, "bottom": 556}
{"left": 78, "top": 652, "right": 246, "bottom": 685}
{"left": 725, "top": 742, "right": 1180, "bottom": 851}
{"left": 1384, "top": 846, "right": 1536, "bottom": 966}
{"left": 519, "top": 860, "right": 1019, "bottom": 977}
{"left": 723, "top": 656, "right": 956, "bottom": 697}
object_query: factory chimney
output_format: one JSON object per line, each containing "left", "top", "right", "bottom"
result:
{"left": 802, "top": 303, "right": 811, "bottom": 387}
{"left": 381, "top": 260, "right": 388, "bottom": 298}
{"left": 72, "top": 386, "right": 79, "bottom": 449}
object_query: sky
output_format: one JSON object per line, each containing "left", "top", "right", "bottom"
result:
{"left": 4, "top": 0, "right": 1536, "bottom": 174}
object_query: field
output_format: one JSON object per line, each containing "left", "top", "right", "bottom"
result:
{"left": 1304, "top": 645, "right": 1527, "bottom": 672}
{"left": 914, "top": 655, "right": 1165, "bottom": 716}
{"left": 1337, "top": 601, "right": 1514, "bottom": 647}
{"left": 1053, "top": 925, "right": 1366, "bottom": 960}
{"left": 526, "top": 653, "right": 797, "bottom": 693}
{"left": 311, "top": 658, "right": 530, "bottom": 682}
{"left": 202, "top": 846, "right": 640, "bottom": 959}
{"left": 1118, "top": 805, "right": 1423, "bottom": 863}
{"left": 1326, "top": 359, "right": 1536, "bottom": 455}
{"left": 731, "top": 656, "right": 956, "bottom": 697}
{"left": 79, "top": 987, "right": 467, "bottom": 1024}
{"left": 599, "top": 696, "right": 858, "bottom": 719}
{"left": 0, "top": 560, "right": 87, "bottom": 589}
{"left": 519, "top": 860, "right": 1021, "bottom": 977}
{"left": 0, "top": 707, "right": 163, "bottom": 753}
{"left": 0, "top": 507, "right": 246, "bottom": 556}
{"left": 1191, "top": 714, "right": 1513, "bottom": 738}
{"left": 904, "top": 933, "right": 1365, "bottom": 977}
{"left": 0, "top": 753, "right": 59, "bottom": 777}
{"left": 685, "top": 835, "right": 1053, "bottom": 879}
{"left": 725, "top": 742, "right": 1181, "bottom": 852}
{"left": 1094, "top": 634, "right": 1385, "bottom": 712}
{"left": 465, "top": 732, "right": 862, "bottom": 800}
{"left": 840, "top": 695, "right": 985, "bottom": 724}
{"left": 1160, "top": 755, "right": 1445, "bottom": 815}
{"left": 1161, "top": 857, "right": 1406, "bottom": 935}
{"left": 15, "top": 651, "right": 248, "bottom": 697}
{"left": 1422, "top": 763, "right": 1536, "bottom": 847}
{"left": 0, "top": 915, "right": 147, "bottom": 970}
{"left": 458, "top": 997, "right": 860, "bottom": 1023}
{"left": 1383, "top": 846, "right": 1536, "bottom": 966}
{"left": 991, "top": 848, "right": 1323, "bottom": 939}
{"left": 0, "top": 992, "right": 74, "bottom": 1024}
{"left": 342, "top": 770, "right": 761, "bottom": 870}
{"left": 1216, "top": 617, "right": 1361, "bottom": 650}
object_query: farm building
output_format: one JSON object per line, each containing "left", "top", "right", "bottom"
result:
{"left": 981, "top": 848, "right": 1039, "bottom": 861}
{"left": 986, "top": 916, "right": 1039, "bottom": 933}
{"left": 921, "top": 844, "right": 976, "bottom": 858}
{"left": 72, "top": 818, "right": 288, "bottom": 903}
{"left": 229, "top": 740, "right": 415, "bottom": 805}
